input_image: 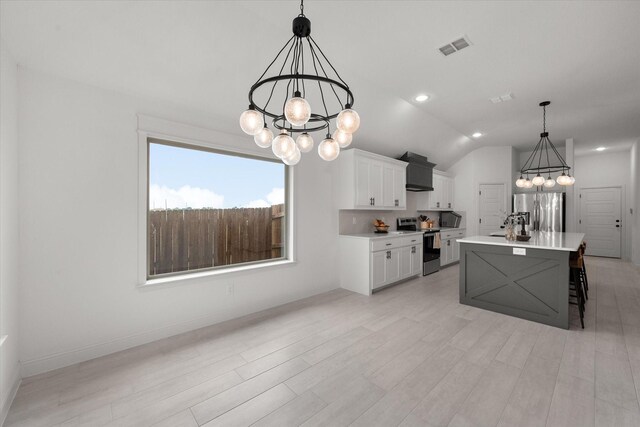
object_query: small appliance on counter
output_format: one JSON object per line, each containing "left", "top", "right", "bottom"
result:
{"left": 397, "top": 217, "right": 440, "bottom": 276}
{"left": 440, "top": 211, "right": 462, "bottom": 228}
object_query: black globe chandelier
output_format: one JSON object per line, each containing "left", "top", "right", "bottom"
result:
{"left": 516, "top": 101, "right": 575, "bottom": 189}
{"left": 239, "top": 0, "right": 359, "bottom": 165}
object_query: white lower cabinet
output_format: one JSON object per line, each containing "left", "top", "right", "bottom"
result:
{"left": 440, "top": 228, "right": 465, "bottom": 266}
{"left": 411, "top": 244, "right": 422, "bottom": 276}
{"left": 399, "top": 246, "right": 412, "bottom": 281}
{"left": 339, "top": 234, "right": 423, "bottom": 295}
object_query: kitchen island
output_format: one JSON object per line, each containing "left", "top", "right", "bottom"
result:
{"left": 458, "top": 232, "right": 585, "bottom": 329}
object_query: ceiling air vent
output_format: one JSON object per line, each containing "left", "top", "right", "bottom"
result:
{"left": 438, "top": 36, "right": 472, "bottom": 56}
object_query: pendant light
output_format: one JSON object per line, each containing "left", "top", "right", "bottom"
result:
{"left": 516, "top": 101, "right": 574, "bottom": 188}
{"left": 240, "top": 0, "right": 359, "bottom": 164}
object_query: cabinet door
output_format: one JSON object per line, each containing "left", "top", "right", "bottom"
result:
{"left": 385, "top": 249, "right": 401, "bottom": 284}
{"left": 393, "top": 166, "right": 406, "bottom": 208}
{"left": 447, "top": 177, "right": 455, "bottom": 210}
{"left": 410, "top": 244, "right": 422, "bottom": 276}
{"left": 370, "top": 161, "right": 383, "bottom": 207}
{"left": 441, "top": 239, "right": 451, "bottom": 265}
{"left": 355, "top": 157, "right": 372, "bottom": 207}
{"left": 399, "top": 246, "right": 412, "bottom": 279}
{"left": 442, "top": 177, "right": 451, "bottom": 209}
{"left": 452, "top": 239, "right": 460, "bottom": 262}
{"left": 382, "top": 164, "right": 395, "bottom": 208}
{"left": 371, "top": 251, "right": 387, "bottom": 290}
{"left": 431, "top": 175, "right": 443, "bottom": 209}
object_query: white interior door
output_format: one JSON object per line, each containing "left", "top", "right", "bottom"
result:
{"left": 579, "top": 187, "right": 621, "bottom": 258}
{"left": 479, "top": 183, "right": 505, "bottom": 235}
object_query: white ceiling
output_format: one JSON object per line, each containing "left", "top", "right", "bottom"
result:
{"left": 2, "top": 1, "right": 639, "bottom": 168}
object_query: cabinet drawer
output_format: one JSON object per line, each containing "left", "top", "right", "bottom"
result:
{"left": 400, "top": 235, "right": 422, "bottom": 247}
{"left": 371, "top": 238, "right": 400, "bottom": 252}
{"left": 441, "top": 230, "right": 456, "bottom": 239}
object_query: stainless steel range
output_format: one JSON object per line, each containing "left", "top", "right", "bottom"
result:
{"left": 397, "top": 217, "right": 441, "bottom": 276}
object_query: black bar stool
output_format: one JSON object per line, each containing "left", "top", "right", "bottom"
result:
{"left": 569, "top": 248, "right": 587, "bottom": 329}
{"left": 581, "top": 241, "right": 589, "bottom": 298}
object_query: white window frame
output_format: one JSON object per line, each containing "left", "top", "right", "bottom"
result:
{"left": 137, "top": 115, "right": 296, "bottom": 287}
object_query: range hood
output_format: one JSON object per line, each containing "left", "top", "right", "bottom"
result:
{"left": 399, "top": 152, "right": 436, "bottom": 192}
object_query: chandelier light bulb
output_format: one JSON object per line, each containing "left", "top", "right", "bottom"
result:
{"left": 567, "top": 175, "right": 576, "bottom": 186}
{"left": 336, "top": 108, "right": 360, "bottom": 134}
{"left": 318, "top": 136, "right": 340, "bottom": 161}
{"left": 515, "top": 176, "right": 526, "bottom": 188}
{"left": 544, "top": 176, "right": 556, "bottom": 188}
{"left": 532, "top": 174, "right": 545, "bottom": 186}
{"left": 254, "top": 126, "right": 274, "bottom": 148}
{"left": 333, "top": 129, "right": 353, "bottom": 148}
{"left": 523, "top": 178, "right": 534, "bottom": 189}
{"left": 556, "top": 173, "right": 571, "bottom": 186}
{"left": 283, "top": 146, "right": 301, "bottom": 166}
{"left": 284, "top": 92, "right": 311, "bottom": 126}
{"left": 272, "top": 130, "right": 295, "bottom": 159}
{"left": 239, "top": 108, "right": 263, "bottom": 135}
{"left": 296, "top": 132, "right": 314, "bottom": 153}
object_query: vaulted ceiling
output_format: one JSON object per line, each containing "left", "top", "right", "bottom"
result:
{"left": 2, "top": 1, "right": 639, "bottom": 168}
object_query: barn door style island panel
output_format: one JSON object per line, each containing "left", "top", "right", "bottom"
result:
{"left": 458, "top": 232, "right": 585, "bottom": 329}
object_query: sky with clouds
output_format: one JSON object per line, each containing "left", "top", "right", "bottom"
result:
{"left": 149, "top": 142, "right": 285, "bottom": 210}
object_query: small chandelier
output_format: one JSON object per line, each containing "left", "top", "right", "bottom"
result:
{"left": 516, "top": 101, "right": 575, "bottom": 189}
{"left": 239, "top": 0, "right": 359, "bottom": 165}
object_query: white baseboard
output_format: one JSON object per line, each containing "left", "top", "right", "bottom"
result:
{"left": 1, "top": 363, "right": 21, "bottom": 427}
{"left": 20, "top": 283, "right": 338, "bottom": 377}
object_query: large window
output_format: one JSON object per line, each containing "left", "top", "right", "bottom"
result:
{"left": 147, "top": 138, "right": 288, "bottom": 278}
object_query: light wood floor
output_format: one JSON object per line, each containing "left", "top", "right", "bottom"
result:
{"left": 6, "top": 257, "right": 640, "bottom": 427}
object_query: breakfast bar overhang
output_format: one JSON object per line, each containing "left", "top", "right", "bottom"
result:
{"left": 458, "top": 232, "right": 585, "bottom": 329}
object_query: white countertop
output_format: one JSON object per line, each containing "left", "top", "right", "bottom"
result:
{"left": 458, "top": 232, "right": 585, "bottom": 252}
{"left": 339, "top": 231, "right": 424, "bottom": 240}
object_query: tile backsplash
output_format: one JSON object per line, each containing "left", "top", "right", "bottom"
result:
{"left": 338, "top": 192, "right": 466, "bottom": 234}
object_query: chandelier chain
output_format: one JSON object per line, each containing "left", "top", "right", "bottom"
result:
{"left": 308, "top": 39, "right": 330, "bottom": 130}
{"left": 262, "top": 38, "right": 297, "bottom": 116}
{"left": 307, "top": 38, "right": 343, "bottom": 110}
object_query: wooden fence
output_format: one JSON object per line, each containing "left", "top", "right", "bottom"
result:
{"left": 149, "top": 204, "right": 284, "bottom": 276}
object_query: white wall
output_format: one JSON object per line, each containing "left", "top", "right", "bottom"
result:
{"left": 17, "top": 68, "right": 339, "bottom": 376}
{"left": 574, "top": 150, "right": 633, "bottom": 260}
{"left": 629, "top": 141, "right": 639, "bottom": 265}
{"left": 447, "top": 146, "right": 515, "bottom": 236}
{"left": 0, "top": 41, "right": 21, "bottom": 422}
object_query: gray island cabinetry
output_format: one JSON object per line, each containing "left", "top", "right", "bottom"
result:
{"left": 458, "top": 232, "right": 585, "bottom": 329}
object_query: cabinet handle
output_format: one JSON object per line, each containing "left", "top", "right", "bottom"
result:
{"left": 436, "top": 202, "right": 440, "bottom": 208}
{"left": 373, "top": 197, "right": 375, "bottom": 205}
{"left": 386, "top": 251, "right": 391, "bottom": 259}
{"left": 448, "top": 203, "right": 451, "bottom": 208}
{"left": 369, "top": 197, "right": 373, "bottom": 206}
{"left": 448, "top": 240, "right": 451, "bottom": 246}
{"left": 395, "top": 199, "right": 399, "bottom": 207}
{"left": 411, "top": 239, "right": 417, "bottom": 242}
{"left": 386, "top": 243, "right": 392, "bottom": 246}
{"left": 411, "top": 246, "right": 416, "bottom": 253}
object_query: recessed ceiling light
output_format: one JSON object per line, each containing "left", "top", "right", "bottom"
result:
{"left": 596, "top": 146, "right": 606, "bottom": 151}
{"left": 415, "top": 94, "right": 430, "bottom": 102}
{"left": 472, "top": 132, "right": 483, "bottom": 138}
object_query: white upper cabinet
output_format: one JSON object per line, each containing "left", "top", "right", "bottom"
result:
{"left": 416, "top": 170, "right": 455, "bottom": 211}
{"left": 337, "top": 149, "right": 408, "bottom": 210}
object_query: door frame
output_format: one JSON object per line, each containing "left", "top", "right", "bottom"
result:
{"left": 577, "top": 185, "right": 625, "bottom": 259}
{"left": 477, "top": 182, "right": 508, "bottom": 234}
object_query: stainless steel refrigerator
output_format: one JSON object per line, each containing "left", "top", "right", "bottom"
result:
{"left": 513, "top": 192, "right": 565, "bottom": 233}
